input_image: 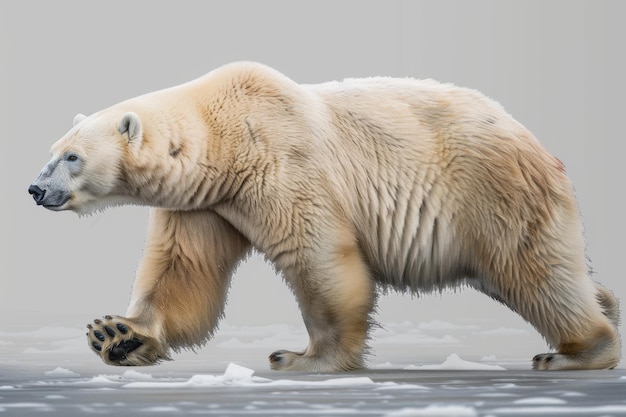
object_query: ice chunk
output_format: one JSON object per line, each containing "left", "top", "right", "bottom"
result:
{"left": 374, "top": 381, "right": 430, "bottom": 390}
{"left": 44, "top": 367, "right": 79, "bottom": 377}
{"left": 124, "top": 363, "right": 262, "bottom": 388}
{"left": 125, "top": 374, "right": 219, "bottom": 388}
{"left": 373, "top": 361, "right": 397, "bottom": 369}
{"left": 265, "top": 376, "right": 375, "bottom": 387}
{"left": 78, "top": 375, "right": 125, "bottom": 386}
{"left": 121, "top": 370, "right": 154, "bottom": 381}
{"left": 491, "top": 405, "right": 626, "bottom": 414}
{"left": 223, "top": 363, "right": 255, "bottom": 383}
{"left": 385, "top": 405, "right": 477, "bottom": 416}
{"left": 140, "top": 406, "right": 181, "bottom": 412}
{"left": 557, "top": 391, "right": 586, "bottom": 397}
{"left": 124, "top": 363, "right": 377, "bottom": 389}
{"left": 513, "top": 397, "right": 567, "bottom": 405}
{"left": 0, "top": 403, "right": 53, "bottom": 411}
{"left": 312, "top": 376, "right": 375, "bottom": 386}
{"left": 405, "top": 353, "right": 506, "bottom": 371}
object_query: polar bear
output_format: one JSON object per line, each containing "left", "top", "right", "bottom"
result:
{"left": 29, "top": 62, "right": 620, "bottom": 371}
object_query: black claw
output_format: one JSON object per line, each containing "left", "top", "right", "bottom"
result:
{"left": 93, "top": 330, "right": 105, "bottom": 341}
{"left": 92, "top": 342, "right": 102, "bottom": 351}
{"left": 533, "top": 354, "right": 554, "bottom": 364}
{"left": 104, "top": 315, "right": 113, "bottom": 320}
{"left": 104, "top": 326, "right": 116, "bottom": 337}
{"left": 116, "top": 323, "right": 129, "bottom": 334}
{"left": 87, "top": 324, "right": 93, "bottom": 329}
{"left": 269, "top": 352, "right": 282, "bottom": 363}
{"left": 108, "top": 338, "right": 143, "bottom": 362}
{"left": 94, "top": 319, "right": 102, "bottom": 324}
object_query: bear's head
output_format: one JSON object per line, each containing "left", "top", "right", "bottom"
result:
{"left": 28, "top": 110, "right": 144, "bottom": 215}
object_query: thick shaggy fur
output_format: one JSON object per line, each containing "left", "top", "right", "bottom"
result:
{"left": 30, "top": 62, "right": 620, "bottom": 371}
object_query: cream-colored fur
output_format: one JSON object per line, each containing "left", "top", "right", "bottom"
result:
{"left": 30, "top": 62, "right": 621, "bottom": 371}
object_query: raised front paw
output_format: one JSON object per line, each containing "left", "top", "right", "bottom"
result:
{"left": 87, "top": 315, "right": 168, "bottom": 366}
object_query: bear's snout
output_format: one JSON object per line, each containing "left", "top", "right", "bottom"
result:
{"left": 28, "top": 183, "right": 70, "bottom": 210}
{"left": 28, "top": 184, "right": 46, "bottom": 205}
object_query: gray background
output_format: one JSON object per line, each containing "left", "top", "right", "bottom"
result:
{"left": 2, "top": 1, "right": 624, "bottom": 361}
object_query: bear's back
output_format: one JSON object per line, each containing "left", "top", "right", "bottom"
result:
{"left": 304, "top": 76, "right": 565, "bottom": 293}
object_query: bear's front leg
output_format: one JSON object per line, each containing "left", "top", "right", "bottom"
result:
{"left": 87, "top": 315, "right": 168, "bottom": 365}
{"left": 87, "top": 208, "right": 250, "bottom": 366}
{"left": 269, "top": 241, "right": 375, "bottom": 372}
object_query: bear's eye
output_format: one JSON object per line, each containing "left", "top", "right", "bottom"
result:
{"left": 66, "top": 154, "right": 79, "bottom": 162}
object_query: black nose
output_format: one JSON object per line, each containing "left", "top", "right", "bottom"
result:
{"left": 28, "top": 184, "right": 46, "bottom": 205}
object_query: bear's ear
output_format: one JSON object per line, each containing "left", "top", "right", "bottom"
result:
{"left": 118, "top": 112, "right": 143, "bottom": 148}
{"left": 73, "top": 113, "right": 87, "bottom": 126}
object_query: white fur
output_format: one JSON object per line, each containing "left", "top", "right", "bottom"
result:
{"left": 32, "top": 62, "right": 620, "bottom": 371}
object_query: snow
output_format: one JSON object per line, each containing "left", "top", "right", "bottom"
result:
{"left": 123, "top": 364, "right": 267, "bottom": 388}
{"left": 490, "top": 405, "right": 626, "bottom": 414}
{"left": 44, "top": 367, "right": 80, "bottom": 377}
{"left": 1, "top": 320, "right": 624, "bottom": 416}
{"left": 384, "top": 405, "right": 478, "bottom": 416}
{"left": 0, "top": 403, "right": 53, "bottom": 411}
{"left": 404, "top": 353, "right": 506, "bottom": 371}
{"left": 267, "top": 376, "right": 376, "bottom": 387}
{"left": 124, "top": 364, "right": 379, "bottom": 388}
{"left": 121, "top": 369, "right": 155, "bottom": 381}
{"left": 140, "top": 406, "right": 182, "bottom": 413}
{"left": 374, "top": 382, "right": 430, "bottom": 390}
{"left": 513, "top": 397, "right": 567, "bottom": 405}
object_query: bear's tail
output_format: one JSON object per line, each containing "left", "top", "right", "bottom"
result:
{"left": 595, "top": 283, "right": 621, "bottom": 329}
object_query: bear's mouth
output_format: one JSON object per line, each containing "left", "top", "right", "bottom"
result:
{"left": 42, "top": 195, "right": 71, "bottom": 211}
{"left": 43, "top": 202, "right": 67, "bottom": 211}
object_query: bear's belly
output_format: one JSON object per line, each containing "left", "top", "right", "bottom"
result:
{"left": 358, "top": 213, "right": 468, "bottom": 294}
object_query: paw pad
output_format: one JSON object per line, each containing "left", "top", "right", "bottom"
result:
{"left": 116, "top": 323, "right": 128, "bottom": 334}
{"left": 109, "top": 338, "right": 143, "bottom": 362}
{"left": 87, "top": 316, "right": 144, "bottom": 365}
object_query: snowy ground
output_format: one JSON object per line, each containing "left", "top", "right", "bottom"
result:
{"left": 1, "top": 318, "right": 625, "bottom": 416}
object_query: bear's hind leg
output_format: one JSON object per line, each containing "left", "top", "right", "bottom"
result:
{"left": 269, "top": 241, "right": 375, "bottom": 372}
{"left": 485, "top": 256, "right": 621, "bottom": 370}
{"left": 530, "top": 279, "right": 621, "bottom": 370}
{"left": 472, "top": 178, "right": 622, "bottom": 370}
